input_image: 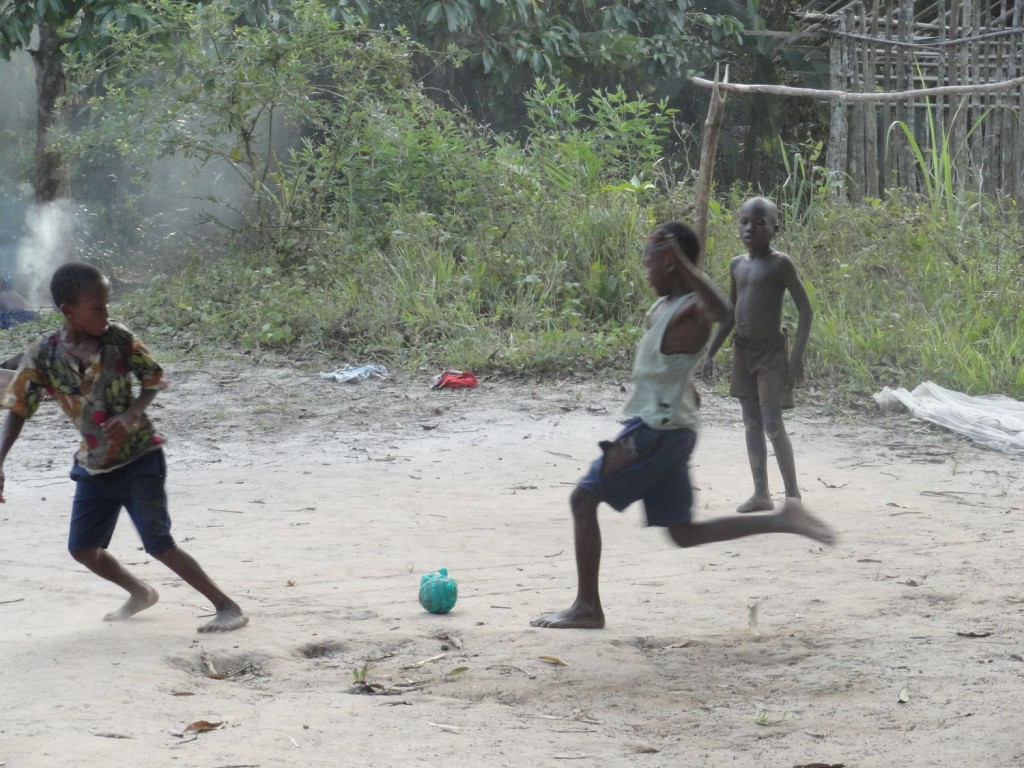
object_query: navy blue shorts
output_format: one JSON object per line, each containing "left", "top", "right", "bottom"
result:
{"left": 68, "top": 449, "right": 176, "bottom": 554}
{"left": 578, "top": 418, "right": 697, "bottom": 527}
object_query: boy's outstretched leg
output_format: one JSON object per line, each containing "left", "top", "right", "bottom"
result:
{"left": 737, "top": 396, "right": 774, "bottom": 513}
{"left": 669, "top": 497, "right": 836, "bottom": 548}
{"left": 531, "top": 488, "right": 605, "bottom": 629}
{"left": 151, "top": 546, "right": 248, "bottom": 633}
{"left": 70, "top": 547, "right": 161, "bottom": 622}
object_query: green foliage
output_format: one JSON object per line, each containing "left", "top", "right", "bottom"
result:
{"left": 775, "top": 137, "right": 835, "bottom": 226}
{"left": 363, "top": 0, "right": 745, "bottom": 86}
{"left": 523, "top": 80, "right": 678, "bottom": 195}
{"left": 0, "top": 1, "right": 162, "bottom": 61}
{"left": 780, "top": 196, "right": 1024, "bottom": 398}
{"left": 886, "top": 92, "right": 1004, "bottom": 226}
{"left": 33, "top": 0, "right": 1024, "bottom": 402}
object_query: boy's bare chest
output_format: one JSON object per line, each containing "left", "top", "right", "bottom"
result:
{"left": 735, "top": 260, "right": 787, "bottom": 303}
{"left": 736, "top": 256, "right": 784, "bottom": 285}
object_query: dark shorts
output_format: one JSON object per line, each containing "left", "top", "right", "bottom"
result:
{"left": 729, "top": 333, "right": 794, "bottom": 409}
{"left": 68, "top": 449, "right": 176, "bottom": 554}
{"left": 578, "top": 418, "right": 697, "bottom": 527}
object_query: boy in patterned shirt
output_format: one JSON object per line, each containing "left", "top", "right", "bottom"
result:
{"left": 0, "top": 262, "right": 247, "bottom": 633}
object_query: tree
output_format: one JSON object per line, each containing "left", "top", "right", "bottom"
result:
{"left": 0, "top": 1, "right": 157, "bottom": 203}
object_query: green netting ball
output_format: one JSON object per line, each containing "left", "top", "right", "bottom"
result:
{"left": 419, "top": 568, "right": 458, "bottom": 614}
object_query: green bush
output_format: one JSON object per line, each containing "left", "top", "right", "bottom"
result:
{"left": 59, "top": 1, "right": 1024, "bottom": 399}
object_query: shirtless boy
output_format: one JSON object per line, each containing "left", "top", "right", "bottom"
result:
{"left": 531, "top": 221, "right": 834, "bottom": 630}
{"left": 702, "top": 196, "right": 813, "bottom": 513}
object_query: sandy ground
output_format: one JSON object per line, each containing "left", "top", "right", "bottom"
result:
{"left": 1, "top": 356, "right": 1022, "bottom": 768}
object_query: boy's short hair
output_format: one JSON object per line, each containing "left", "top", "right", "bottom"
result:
{"left": 742, "top": 196, "right": 779, "bottom": 225}
{"left": 658, "top": 221, "right": 701, "bottom": 265}
{"left": 50, "top": 262, "right": 108, "bottom": 307}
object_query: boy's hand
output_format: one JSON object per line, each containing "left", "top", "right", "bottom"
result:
{"left": 789, "top": 357, "right": 805, "bottom": 387}
{"left": 102, "top": 411, "right": 141, "bottom": 447}
{"left": 700, "top": 356, "right": 716, "bottom": 384}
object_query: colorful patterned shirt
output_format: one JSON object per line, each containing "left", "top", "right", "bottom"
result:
{"left": 2, "top": 322, "right": 168, "bottom": 473}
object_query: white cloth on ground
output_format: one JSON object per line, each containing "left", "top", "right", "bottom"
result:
{"left": 873, "top": 380, "right": 1024, "bottom": 453}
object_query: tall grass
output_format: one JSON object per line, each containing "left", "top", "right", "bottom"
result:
{"left": 124, "top": 188, "right": 1024, "bottom": 400}
{"left": 781, "top": 197, "right": 1024, "bottom": 398}
{"left": 886, "top": 94, "right": 1000, "bottom": 226}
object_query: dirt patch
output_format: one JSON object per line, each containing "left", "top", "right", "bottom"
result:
{"left": 1, "top": 355, "right": 1022, "bottom": 766}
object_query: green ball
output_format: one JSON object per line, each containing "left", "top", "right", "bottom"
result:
{"left": 419, "top": 568, "right": 458, "bottom": 614}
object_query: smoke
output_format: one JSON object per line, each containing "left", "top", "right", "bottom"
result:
{"left": 16, "top": 200, "right": 77, "bottom": 308}
{"left": 0, "top": 44, "right": 300, "bottom": 298}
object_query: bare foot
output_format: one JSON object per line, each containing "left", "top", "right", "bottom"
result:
{"left": 777, "top": 497, "right": 837, "bottom": 546}
{"left": 737, "top": 494, "right": 774, "bottom": 513}
{"left": 197, "top": 605, "right": 249, "bottom": 633}
{"left": 103, "top": 583, "right": 160, "bottom": 622}
{"left": 530, "top": 601, "right": 605, "bottom": 629}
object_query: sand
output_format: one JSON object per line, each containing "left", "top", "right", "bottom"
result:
{"left": 1, "top": 358, "right": 1021, "bottom": 767}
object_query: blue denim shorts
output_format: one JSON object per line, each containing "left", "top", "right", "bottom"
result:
{"left": 68, "top": 449, "right": 176, "bottom": 554}
{"left": 578, "top": 418, "right": 697, "bottom": 527}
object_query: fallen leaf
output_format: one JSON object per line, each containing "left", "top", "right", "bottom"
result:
{"left": 286, "top": 579, "right": 297, "bottom": 587}
{"left": 629, "top": 743, "right": 660, "bottom": 754}
{"left": 184, "top": 720, "right": 224, "bottom": 733}
{"left": 956, "top": 631, "right": 992, "bottom": 638}
{"left": 755, "top": 711, "right": 793, "bottom": 726}
{"left": 538, "top": 655, "right": 569, "bottom": 666}
{"left": 897, "top": 686, "right": 910, "bottom": 703}
{"left": 427, "top": 721, "right": 460, "bottom": 733}
{"left": 445, "top": 666, "right": 470, "bottom": 676}
{"left": 664, "top": 640, "right": 692, "bottom": 649}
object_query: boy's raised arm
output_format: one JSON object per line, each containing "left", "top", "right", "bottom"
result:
{"left": 665, "top": 239, "right": 731, "bottom": 323}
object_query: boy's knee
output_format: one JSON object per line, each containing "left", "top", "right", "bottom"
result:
{"left": 146, "top": 544, "right": 179, "bottom": 562}
{"left": 763, "top": 417, "right": 787, "bottom": 441}
{"left": 69, "top": 547, "right": 101, "bottom": 565}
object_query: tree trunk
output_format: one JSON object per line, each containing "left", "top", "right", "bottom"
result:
{"left": 30, "top": 21, "right": 70, "bottom": 204}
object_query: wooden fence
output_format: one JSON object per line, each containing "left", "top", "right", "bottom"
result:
{"left": 810, "top": 0, "right": 1023, "bottom": 204}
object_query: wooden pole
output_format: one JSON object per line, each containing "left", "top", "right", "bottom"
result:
{"left": 692, "top": 64, "right": 728, "bottom": 269}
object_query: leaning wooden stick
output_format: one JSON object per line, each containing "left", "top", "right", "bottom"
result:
{"left": 692, "top": 63, "right": 729, "bottom": 269}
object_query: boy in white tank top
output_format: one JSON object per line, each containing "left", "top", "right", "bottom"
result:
{"left": 531, "top": 222, "right": 836, "bottom": 630}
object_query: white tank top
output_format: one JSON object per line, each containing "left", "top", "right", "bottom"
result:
{"left": 621, "top": 293, "right": 702, "bottom": 430}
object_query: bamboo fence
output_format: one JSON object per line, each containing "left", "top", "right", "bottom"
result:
{"left": 808, "top": 0, "right": 1023, "bottom": 203}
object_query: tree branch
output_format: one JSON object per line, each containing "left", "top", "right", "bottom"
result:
{"left": 689, "top": 74, "right": 1024, "bottom": 103}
